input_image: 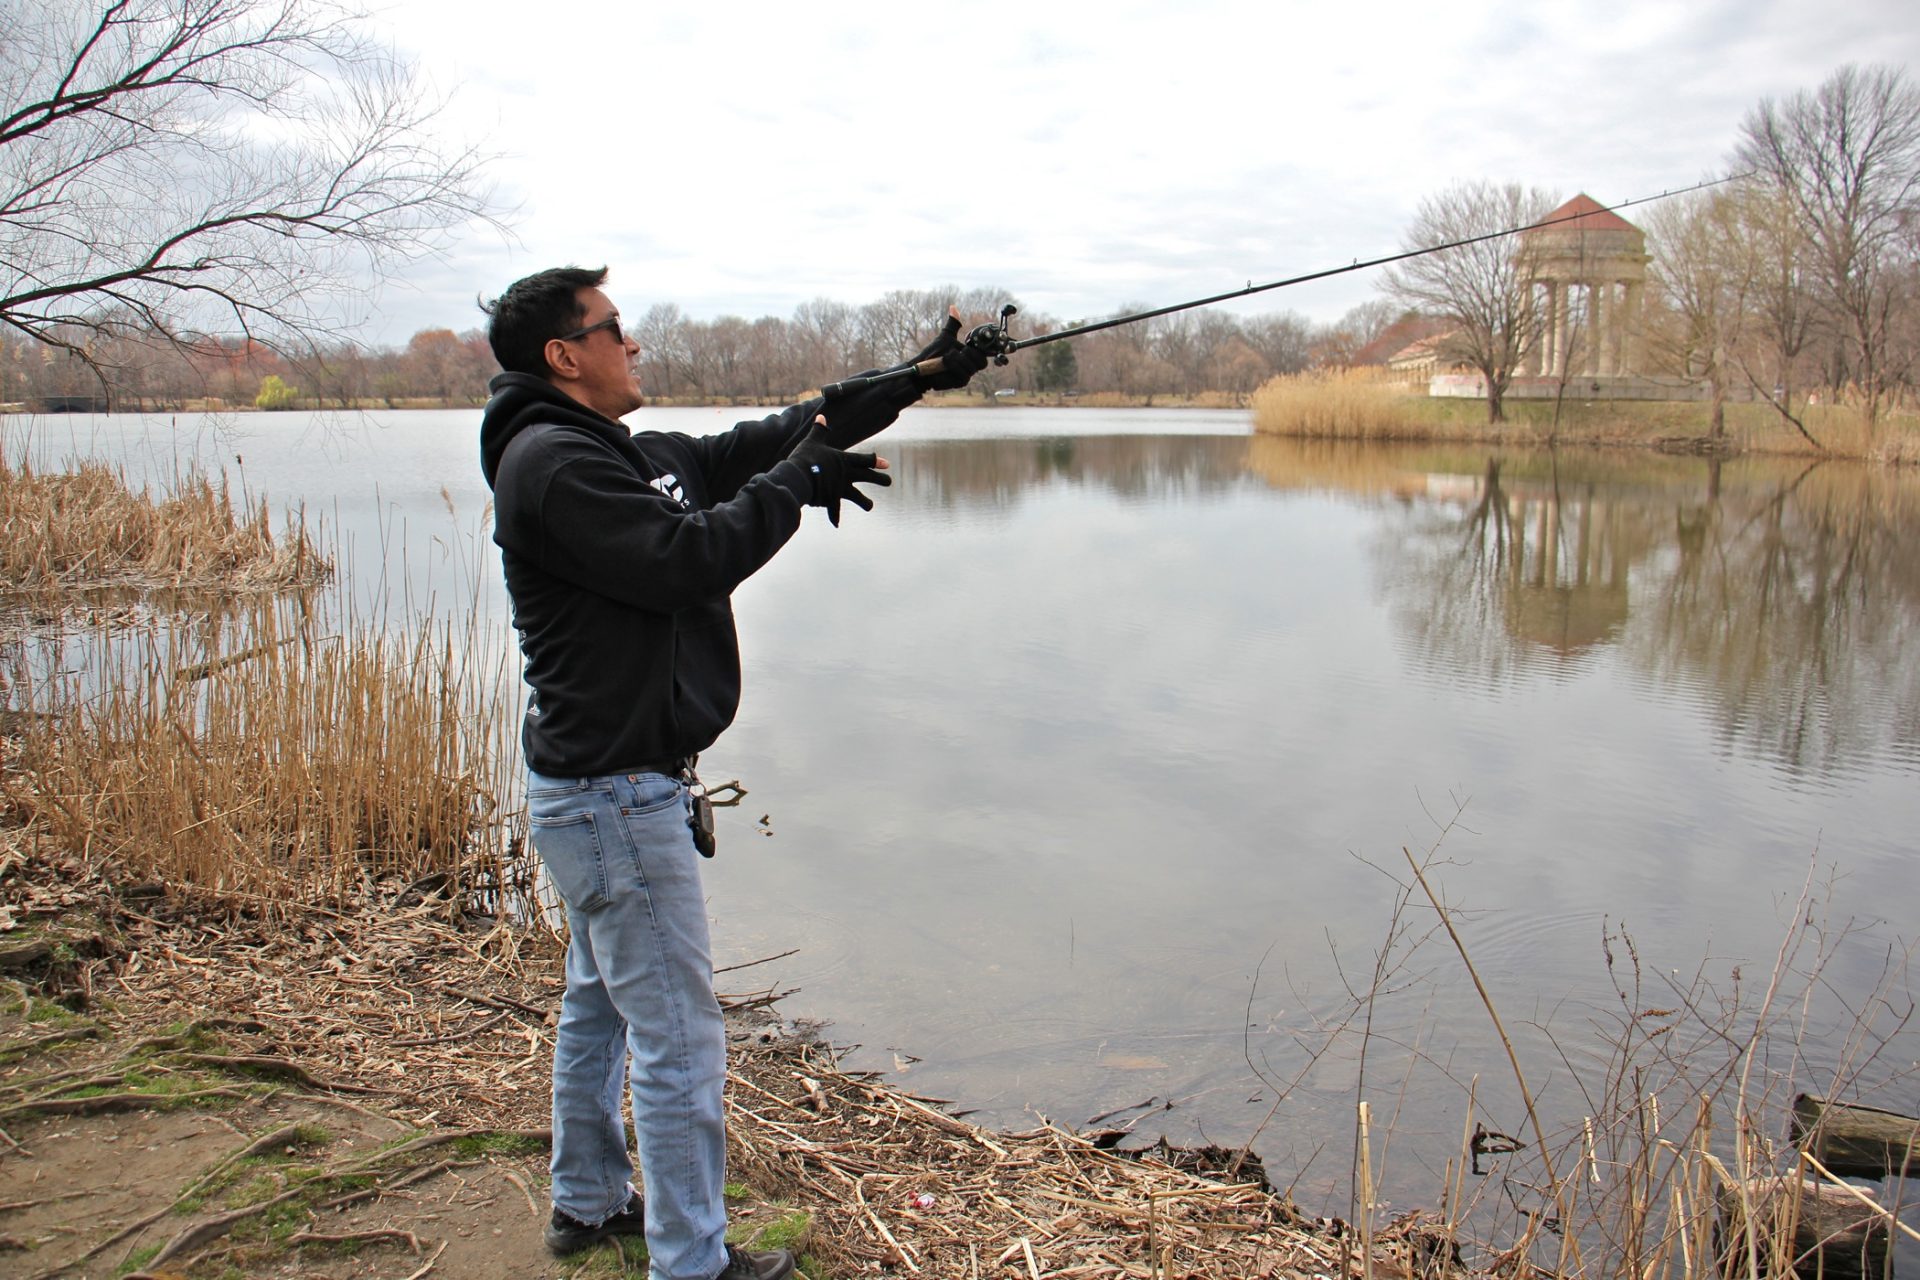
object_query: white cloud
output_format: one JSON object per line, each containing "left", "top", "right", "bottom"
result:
{"left": 363, "top": 0, "right": 1920, "bottom": 347}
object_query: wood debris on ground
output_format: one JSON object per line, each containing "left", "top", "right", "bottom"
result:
{"left": 1, "top": 835, "right": 1462, "bottom": 1279}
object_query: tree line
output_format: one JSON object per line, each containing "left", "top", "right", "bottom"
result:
{"left": 1, "top": 287, "right": 1421, "bottom": 410}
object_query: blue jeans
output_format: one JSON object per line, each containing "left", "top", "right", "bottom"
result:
{"left": 528, "top": 769, "right": 728, "bottom": 1280}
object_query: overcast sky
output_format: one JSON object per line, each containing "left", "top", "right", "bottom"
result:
{"left": 365, "top": 0, "right": 1919, "bottom": 348}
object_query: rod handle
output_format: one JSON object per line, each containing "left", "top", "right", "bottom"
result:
{"left": 819, "top": 362, "right": 929, "bottom": 399}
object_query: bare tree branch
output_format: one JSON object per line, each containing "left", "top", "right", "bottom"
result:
{"left": 0, "top": 0, "right": 502, "bottom": 366}
{"left": 1735, "top": 63, "right": 1920, "bottom": 428}
{"left": 1384, "top": 182, "right": 1557, "bottom": 424}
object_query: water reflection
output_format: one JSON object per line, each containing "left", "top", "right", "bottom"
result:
{"left": 890, "top": 433, "right": 1253, "bottom": 509}
{"left": 1243, "top": 441, "right": 1920, "bottom": 781}
{"left": 882, "top": 430, "right": 1920, "bottom": 782}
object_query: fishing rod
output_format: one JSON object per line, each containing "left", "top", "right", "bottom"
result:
{"left": 819, "top": 173, "right": 1747, "bottom": 399}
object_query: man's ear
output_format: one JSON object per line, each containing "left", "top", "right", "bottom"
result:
{"left": 543, "top": 337, "right": 579, "bottom": 381}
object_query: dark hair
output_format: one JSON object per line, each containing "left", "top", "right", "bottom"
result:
{"left": 479, "top": 265, "right": 609, "bottom": 377}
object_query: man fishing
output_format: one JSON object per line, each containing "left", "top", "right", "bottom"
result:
{"left": 477, "top": 266, "right": 987, "bottom": 1280}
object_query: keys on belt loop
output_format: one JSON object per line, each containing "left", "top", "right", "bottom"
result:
{"left": 681, "top": 756, "right": 716, "bottom": 858}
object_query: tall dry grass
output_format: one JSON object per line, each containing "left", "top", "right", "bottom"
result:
{"left": 3, "top": 593, "right": 526, "bottom": 913}
{"left": 1250, "top": 368, "right": 1452, "bottom": 440}
{"left": 1, "top": 450, "right": 527, "bottom": 915}
{"left": 0, "top": 453, "right": 328, "bottom": 594}
{"left": 1278, "top": 830, "right": 1918, "bottom": 1280}
{"left": 1250, "top": 369, "right": 1920, "bottom": 464}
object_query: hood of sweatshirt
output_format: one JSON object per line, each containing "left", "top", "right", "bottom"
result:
{"left": 479, "top": 372, "right": 634, "bottom": 489}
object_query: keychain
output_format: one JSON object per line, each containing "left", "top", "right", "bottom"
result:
{"left": 686, "top": 779, "right": 716, "bottom": 858}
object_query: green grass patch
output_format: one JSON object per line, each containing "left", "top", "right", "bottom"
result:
{"left": 561, "top": 1251, "right": 637, "bottom": 1278}
{"left": 114, "top": 1244, "right": 161, "bottom": 1277}
{"left": 126, "top": 1021, "right": 225, "bottom": 1060}
{"left": 450, "top": 1131, "right": 547, "bottom": 1159}
{"left": 228, "top": 1193, "right": 311, "bottom": 1244}
{"left": 17, "top": 994, "right": 82, "bottom": 1026}
{"left": 226, "top": 1168, "right": 287, "bottom": 1209}
{"left": 730, "top": 1207, "right": 812, "bottom": 1256}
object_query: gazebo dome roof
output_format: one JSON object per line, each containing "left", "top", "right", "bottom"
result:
{"left": 1527, "top": 193, "right": 1641, "bottom": 235}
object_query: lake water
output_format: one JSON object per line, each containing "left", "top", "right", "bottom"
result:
{"left": 9, "top": 405, "right": 1918, "bottom": 1224}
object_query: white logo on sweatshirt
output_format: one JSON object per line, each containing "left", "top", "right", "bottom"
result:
{"left": 649, "top": 472, "right": 688, "bottom": 507}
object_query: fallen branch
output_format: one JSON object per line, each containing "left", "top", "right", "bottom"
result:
{"left": 174, "top": 1052, "right": 395, "bottom": 1094}
{"left": 0, "top": 1024, "right": 102, "bottom": 1056}
{"left": 439, "top": 985, "right": 551, "bottom": 1022}
{"left": 287, "top": 1227, "right": 423, "bottom": 1252}
{"left": 0, "top": 1084, "right": 252, "bottom": 1121}
{"left": 404, "top": 1239, "right": 450, "bottom": 1280}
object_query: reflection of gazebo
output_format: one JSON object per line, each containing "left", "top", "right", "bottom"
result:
{"left": 1518, "top": 194, "right": 1650, "bottom": 382}
{"left": 1501, "top": 484, "right": 1632, "bottom": 654}
{"left": 1505, "top": 580, "right": 1629, "bottom": 653}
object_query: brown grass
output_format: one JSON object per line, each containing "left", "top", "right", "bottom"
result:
{"left": 0, "top": 448, "right": 521, "bottom": 913}
{"left": 0, "top": 454, "right": 328, "bottom": 595}
{"left": 1249, "top": 368, "right": 1451, "bottom": 439}
{"left": 1315, "top": 830, "right": 1918, "bottom": 1280}
{"left": 1249, "top": 369, "right": 1920, "bottom": 462}
{"left": 2, "top": 594, "right": 524, "bottom": 911}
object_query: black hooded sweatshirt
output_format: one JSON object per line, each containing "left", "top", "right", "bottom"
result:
{"left": 479, "top": 373, "right": 822, "bottom": 776}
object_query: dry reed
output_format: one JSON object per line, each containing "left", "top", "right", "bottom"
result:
{"left": 0, "top": 454, "right": 328, "bottom": 596}
{"left": 1326, "top": 838, "right": 1916, "bottom": 1280}
{"left": 1250, "top": 369, "right": 1920, "bottom": 462}
{"left": 3, "top": 595, "right": 525, "bottom": 914}
{"left": 1251, "top": 368, "right": 1445, "bottom": 439}
{"left": 0, "top": 448, "right": 524, "bottom": 914}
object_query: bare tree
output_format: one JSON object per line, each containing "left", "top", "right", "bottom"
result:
{"left": 857, "top": 289, "right": 937, "bottom": 371}
{"left": 1736, "top": 64, "right": 1920, "bottom": 428}
{"left": 1242, "top": 312, "right": 1314, "bottom": 375}
{"left": 0, "top": 0, "right": 496, "bottom": 375}
{"left": 1646, "top": 190, "right": 1750, "bottom": 438}
{"left": 788, "top": 297, "right": 855, "bottom": 390}
{"left": 1337, "top": 298, "right": 1400, "bottom": 350}
{"left": 1729, "top": 179, "right": 1822, "bottom": 431}
{"left": 1385, "top": 181, "right": 1557, "bottom": 423}
{"left": 635, "top": 302, "right": 689, "bottom": 398}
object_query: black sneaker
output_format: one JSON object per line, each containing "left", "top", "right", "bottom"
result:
{"left": 712, "top": 1244, "right": 796, "bottom": 1280}
{"left": 543, "top": 1192, "right": 646, "bottom": 1255}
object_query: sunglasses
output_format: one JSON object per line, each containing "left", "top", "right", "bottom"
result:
{"left": 557, "top": 313, "right": 625, "bottom": 345}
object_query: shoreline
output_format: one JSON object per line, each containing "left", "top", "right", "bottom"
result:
{"left": 9, "top": 393, "right": 1912, "bottom": 467}
{"left": 0, "top": 840, "right": 1375, "bottom": 1279}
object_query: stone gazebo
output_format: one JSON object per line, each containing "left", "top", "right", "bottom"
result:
{"left": 1516, "top": 193, "right": 1650, "bottom": 388}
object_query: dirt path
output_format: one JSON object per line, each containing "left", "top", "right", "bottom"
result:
{"left": 0, "top": 1065, "right": 562, "bottom": 1279}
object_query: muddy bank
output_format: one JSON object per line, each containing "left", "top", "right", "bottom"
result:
{"left": 0, "top": 837, "right": 1445, "bottom": 1279}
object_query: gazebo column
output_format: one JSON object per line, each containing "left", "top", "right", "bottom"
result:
{"left": 1596, "top": 281, "right": 1614, "bottom": 376}
{"left": 1552, "top": 283, "right": 1570, "bottom": 377}
{"left": 1584, "top": 282, "right": 1602, "bottom": 376}
{"left": 1621, "top": 281, "right": 1642, "bottom": 375}
{"left": 1530, "top": 282, "right": 1551, "bottom": 375}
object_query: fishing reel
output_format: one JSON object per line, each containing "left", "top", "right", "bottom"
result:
{"left": 820, "top": 303, "right": 1021, "bottom": 399}
{"left": 965, "top": 304, "right": 1019, "bottom": 366}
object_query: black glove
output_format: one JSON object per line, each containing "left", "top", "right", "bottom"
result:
{"left": 910, "top": 311, "right": 991, "bottom": 391}
{"left": 820, "top": 376, "right": 921, "bottom": 448}
{"left": 789, "top": 422, "right": 890, "bottom": 527}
